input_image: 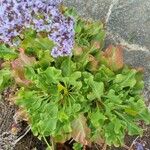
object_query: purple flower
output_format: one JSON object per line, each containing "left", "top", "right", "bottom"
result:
{"left": 0, "top": 0, "right": 74, "bottom": 58}
{"left": 49, "top": 14, "right": 75, "bottom": 57}
{"left": 135, "top": 143, "right": 144, "bottom": 150}
{"left": 51, "top": 47, "right": 61, "bottom": 58}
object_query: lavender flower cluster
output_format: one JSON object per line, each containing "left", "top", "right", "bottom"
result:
{"left": 0, "top": 0, "right": 74, "bottom": 57}
{"left": 49, "top": 9, "right": 74, "bottom": 57}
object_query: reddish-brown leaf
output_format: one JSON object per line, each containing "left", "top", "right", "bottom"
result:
{"left": 11, "top": 48, "right": 35, "bottom": 86}
{"left": 11, "top": 123, "right": 21, "bottom": 135}
{"left": 14, "top": 108, "right": 29, "bottom": 123}
{"left": 18, "top": 48, "right": 35, "bottom": 64}
{"left": 88, "top": 54, "right": 99, "bottom": 71}
{"left": 91, "top": 41, "right": 101, "bottom": 49}
{"left": 135, "top": 67, "right": 144, "bottom": 73}
{"left": 74, "top": 45, "right": 83, "bottom": 56}
{"left": 71, "top": 114, "right": 91, "bottom": 146}
{"left": 102, "top": 45, "right": 124, "bottom": 71}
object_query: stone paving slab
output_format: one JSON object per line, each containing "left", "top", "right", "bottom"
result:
{"left": 63, "top": 0, "right": 112, "bottom": 21}
{"left": 107, "top": 0, "right": 150, "bottom": 49}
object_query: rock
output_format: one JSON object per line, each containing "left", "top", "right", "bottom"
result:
{"left": 63, "top": 0, "right": 112, "bottom": 21}
{"left": 107, "top": 0, "right": 150, "bottom": 49}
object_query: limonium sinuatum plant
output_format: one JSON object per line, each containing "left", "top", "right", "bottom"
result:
{"left": 0, "top": 2, "right": 150, "bottom": 150}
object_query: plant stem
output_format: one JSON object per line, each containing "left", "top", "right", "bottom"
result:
{"left": 14, "top": 126, "right": 31, "bottom": 144}
{"left": 128, "top": 136, "right": 139, "bottom": 150}
{"left": 43, "top": 135, "right": 52, "bottom": 150}
{"left": 102, "top": 143, "right": 107, "bottom": 150}
{"left": 50, "top": 137, "right": 55, "bottom": 150}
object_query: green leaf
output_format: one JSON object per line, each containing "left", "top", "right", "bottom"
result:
{"left": 83, "top": 72, "right": 94, "bottom": 83}
{"left": 73, "top": 143, "right": 83, "bottom": 150}
{"left": 115, "top": 111, "right": 143, "bottom": 136}
{"left": 113, "top": 118, "right": 123, "bottom": 134}
{"left": 139, "top": 109, "right": 150, "bottom": 125}
{"left": 35, "top": 38, "right": 54, "bottom": 50}
{"left": 70, "top": 71, "right": 81, "bottom": 81}
{"left": 105, "top": 89, "right": 122, "bottom": 104}
{"left": 0, "top": 44, "right": 18, "bottom": 60}
{"left": 89, "top": 80, "right": 104, "bottom": 99}
{"left": 44, "top": 67, "right": 62, "bottom": 84}
{"left": 63, "top": 122, "right": 72, "bottom": 133}
{"left": 61, "top": 57, "right": 76, "bottom": 76}
{"left": 95, "top": 65, "right": 115, "bottom": 82}
{"left": 104, "top": 121, "right": 124, "bottom": 147}
{"left": 38, "top": 118, "right": 57, "bottom": 136}
{"left": 58, "top": 111, "right": 69, "bottom": 122}
{"left": 127, "top": 123, "right": 143, "bottom": 136}
{"left": 21, "top": 36, "right": 54, "bottom": 56}
{"left": 72, "top": 103, "right": 81, "bottom": 112}
{"left": 90, "top": 111, "right": 106, "bottom": 128}
{"left": 24, "top": 66, "right": 36, "bottom": 80}
{"left": 87, "top": 92, "right": 96, "bottom": 101}
{"left": 0, "top": 69, "right": 12, "bottom": 92}
{"left": 37, "top": 50, "right": 54, "bottom": 69}
{"left": 113, "top": 69, "right": 137, "bottom": 89}
{"left": 125, "top": 108, "right": 138, "bottom": 116}
{"left": 23, "top": 28, "right": 36, "bottom": 39}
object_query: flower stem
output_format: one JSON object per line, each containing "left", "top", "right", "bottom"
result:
{"left": 43, "top": 135, "right": 52, "bottom": 150}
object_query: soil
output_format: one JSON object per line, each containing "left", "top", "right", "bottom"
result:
{"left": 0, "top": 87, "right": 17, "bottom": 135}
{"left": 0, "top": 87, "right": 150, "bottom": 150}
{"left": 14, "top": 131, "right": 47, "bottom": 150}
{"left": 13, "top": 128, "right": 150, "bottom": 150}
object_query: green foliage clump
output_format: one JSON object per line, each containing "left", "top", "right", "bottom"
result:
{"left": 0, "top": 8, "right": 149, "bottom": 149}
